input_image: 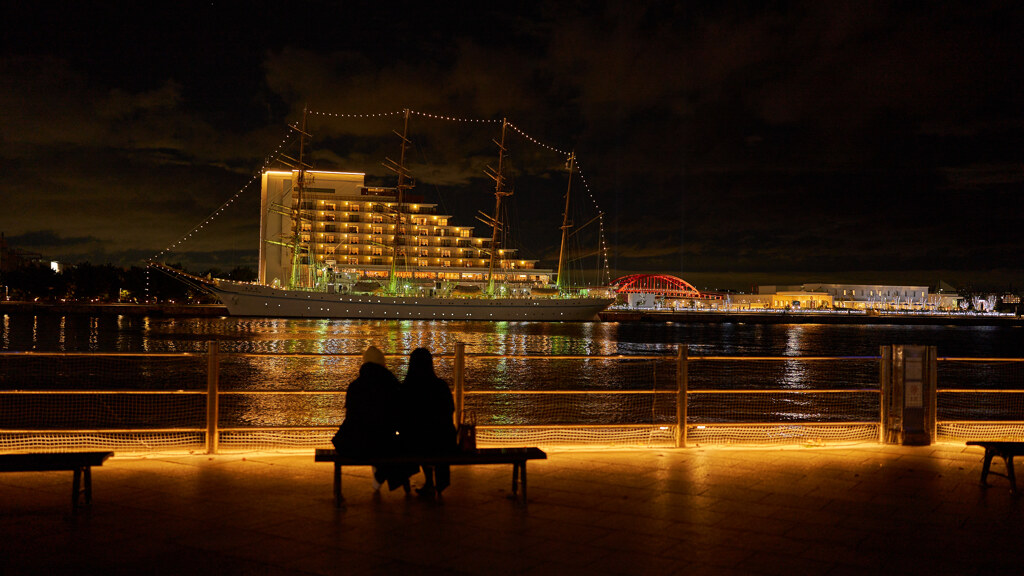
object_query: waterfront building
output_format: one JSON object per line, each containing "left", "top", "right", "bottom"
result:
{"left": 258, "top": 170, "right": 552, "bottom": 289}
{"left": 757, "top": 283, "right": 960, "bottom": 310}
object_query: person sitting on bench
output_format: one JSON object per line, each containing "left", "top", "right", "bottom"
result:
{"left": 400, "top": 347, "right": 458, "bottom": 499}
{"left": 332, "top": 345, "right": 416, "bottom": 492}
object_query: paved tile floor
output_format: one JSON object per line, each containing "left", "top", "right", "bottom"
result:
{"left": 2, "top": 443, "right": 1023, "bottom": 575}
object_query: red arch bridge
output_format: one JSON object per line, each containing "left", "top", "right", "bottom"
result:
{"left": 611, "top": 274, "right": 722, "bottom": 300}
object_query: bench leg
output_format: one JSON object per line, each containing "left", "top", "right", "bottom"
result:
{"left": 509, "top": 462, "right": 527, "bottom": 503}
{"left": 333, "top": 462, "right": 344, "bottom": 507}
{"left": 512, "top": 462, "right": 519, "bottom": 498}
{"left": 980, "top": 448, "right": 995, "bottom": 486}
{"left": 84, "top": 465, "right": 93, "bottom": 505}
{"left": 71, "top": 467, "right": 83, "bottom": 512}
{"left": 1006, "top": 455, "right": 1017, "bottom": 495}
{"left": 521, "top": 462, "right": 527, "bottom": 503}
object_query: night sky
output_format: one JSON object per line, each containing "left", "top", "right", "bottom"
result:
{"left": 3, "top": 2, "right": 1023, "bottom": 291}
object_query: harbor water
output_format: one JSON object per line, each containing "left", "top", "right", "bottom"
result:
{"left": 3, "top": 314, "right": 1023, "bottom": 357}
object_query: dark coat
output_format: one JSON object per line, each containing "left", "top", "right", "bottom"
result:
{"left": 333, "top": 362, "right": 416, "bottom": 490}
{"left": 400, "top": 372, "right": 457, "bottom": 454}
{"left": 401, "top": 367, "right": 457, "bottom": 493}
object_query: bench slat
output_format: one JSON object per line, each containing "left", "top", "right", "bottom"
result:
{"left": 0, "top": 451, "right": 113, "bottom": 472}
{"left": 0, "top": 451, "right": 114, "bottom": 513}
{"left": 314, "top": 447, "right": 546, "bottom": 466}
{"left": 315, "top": 447, "right": 545, "bottom": 506}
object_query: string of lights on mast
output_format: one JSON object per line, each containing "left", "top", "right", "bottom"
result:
{"left": 153, "top": 109, "right": 612, "bottom": 288}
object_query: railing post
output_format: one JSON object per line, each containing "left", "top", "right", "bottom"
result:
{"left": 676, "top": 344, "right": 688, "bottom": 448}
{"left": 206, "top": 341, "right": 219, "bottom": 454}
{"left": 454, "top": 342, "right": 465, "bottom": 425}
{"left": 927, "top": 345, "right": 938, "bottom": 443}
{"left": 879, "top": 345, "right": 889, "bottom": 443}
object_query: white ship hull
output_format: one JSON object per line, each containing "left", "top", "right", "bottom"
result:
{"left": 211, "top": 281, "right": 613, "bottom": 321}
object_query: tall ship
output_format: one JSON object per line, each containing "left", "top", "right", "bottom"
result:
{"left": 166, "top": 109, "right": 614, "bottom": 321}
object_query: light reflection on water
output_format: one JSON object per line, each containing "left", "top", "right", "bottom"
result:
{"left": 3, "top": 314, "right": 1023, "bottom": 357}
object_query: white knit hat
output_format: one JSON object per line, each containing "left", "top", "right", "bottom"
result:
{"left": 362, "top": 345, "right": 386, "bottom": 367}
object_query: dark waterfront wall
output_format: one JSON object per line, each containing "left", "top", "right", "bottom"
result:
{"left": 599, "top": 309, "right": 1024, "bottom": 327}
{"left": 0, "top": 301, "right": 228, "bottom": 317}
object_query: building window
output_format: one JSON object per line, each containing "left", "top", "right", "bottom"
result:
{"left": 350, "top": 204, "right": 359, "bottom": 211}
{"left": 326, "top": 235, "right": 335, "bottom": 243}
{"left": 373, "top": 226, "right": 383, "bottom": 234}
{"left": 349, "top": 247, "right": 359, "bottom": 255}
{"left": 301, "top": 223, "right": 312, "bottom": 232}
{"left": 419, "top": 238, "right": 429, "bottom": 246}
{"left": 442, "top": 250, "right": 451, "bottom": 258}
{"left": 325, "top": 246, "right": 336, "bottom": 254}
{"left": 372, "top": 247, "right": 383, "bottom": 256}
{"left": 301, "top": 234, "right": 311, "bottom": 242}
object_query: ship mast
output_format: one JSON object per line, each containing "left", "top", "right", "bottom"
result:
{"left": 282, "top": 107, "right": 313, "bottom": 289}
{"left": 555, "top": 151, "right": 574, "bottom": 291}
{"left": 483, "top": 118, "right": 511, "bottom": 296}
{"left": 383, "top": 109, "right": 413, "bottom": 294}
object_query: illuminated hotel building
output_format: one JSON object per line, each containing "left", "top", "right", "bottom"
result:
{"left": 258, "top": 170, "right": 552, "bottom": 288}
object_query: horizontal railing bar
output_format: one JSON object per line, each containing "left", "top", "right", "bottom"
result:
{"left": 218, "top": 427, "right": 336, "bottom": 431}
{"left": 686, "top": 389, "right": 879, "bottom": 394}
{"left": 218, "top": 390, "right": 343, "bottom": 395}
{"left": 3, "top": 351, "right": 1022, "bottom": 362}
{"left": 688, "top": 422, "right": 880, "bottom": 427}
{"left": 688, "top": 356, "right": 881, "bottom": 361}
{"left": 0, "top": 390, "right": 206, "bottom": 395}
{"left": 219, "top": 352, "right": 673, "bottom": 361}
{"left": 475, "top": 424, "right": 673, "bottom": 429}
{"left": 0, "top": 428, "right": 205, "bottom": 433}
{"left": 938, "top": 389, "right": 1024, "bottom": 394}
{"left": 1, "top": 388, "right": 883, "bottom": 395}
{"left": 937, "top": 420, "right": 1024, "bottom": 425}
{"left": 465, "top": 390, "right": 677, "bottom": 395}
{"left": 938, "top": 357, "right": 1024, "bottom": 362}
{"left": 0, "top": 351, "right": 205, "bottom": 358}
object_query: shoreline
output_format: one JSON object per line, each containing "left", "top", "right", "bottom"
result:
{"left": 599, "top": 309, "right": 1024, "bottom": 326}
{"left": 1, "top": 301, "right": 1020, "bottom": 326}
{"left": 0, "top": 301, "right": 229, "bottom": 317}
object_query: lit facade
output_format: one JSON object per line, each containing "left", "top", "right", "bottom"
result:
{"left": 258, "top": 170, "right": 551, "bottom": 288}
{"left": 757, "top": 283, "right": 959, "bottom": 310}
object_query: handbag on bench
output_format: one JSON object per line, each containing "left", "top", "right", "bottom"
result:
{"left": 457, "top": 412, "right": 477, "bottom": 452}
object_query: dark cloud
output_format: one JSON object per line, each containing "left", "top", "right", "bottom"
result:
{"left": 2, "top": 1, "right": 1023, "bottom": 289}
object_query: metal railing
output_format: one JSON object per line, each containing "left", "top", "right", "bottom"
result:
{"left": 2, "top": 345, "right": 1023, "bottom": 453}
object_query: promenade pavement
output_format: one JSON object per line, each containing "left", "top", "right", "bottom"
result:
{"left": 2, "top": 443, "right": 1022, "bottom": 575}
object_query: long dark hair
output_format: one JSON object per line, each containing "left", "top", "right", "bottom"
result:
{"left": 404, "top": 347, "right": 436, "bottom": 384}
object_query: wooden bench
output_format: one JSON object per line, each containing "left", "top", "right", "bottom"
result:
{"left": 315, "top": 447, "right": 546, "bottom": 506}
{"left": 0, "top": 451, "right": 113, "bottom": 512}
{"left": 966, "top": 441, "right": 1024, "bottom": 494}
